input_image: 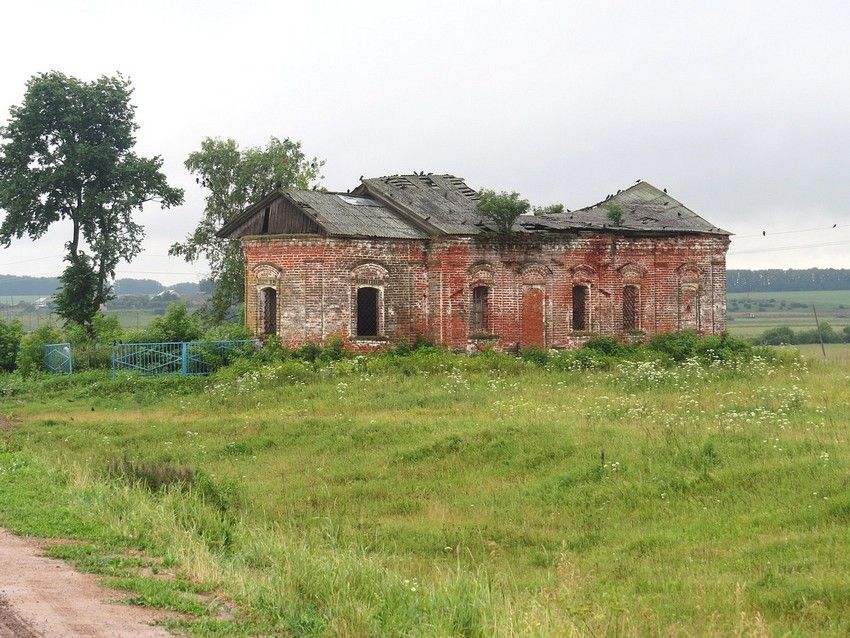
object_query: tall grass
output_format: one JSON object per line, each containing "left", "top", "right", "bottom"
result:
{"left": 0, "top": 344, "right": 848, "bottom": 635}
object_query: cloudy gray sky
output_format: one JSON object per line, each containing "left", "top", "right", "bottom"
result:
{"left": 1, "top": 0, "right": 849, "bottom": 284}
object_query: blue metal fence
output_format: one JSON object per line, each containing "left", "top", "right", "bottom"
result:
{"left": 111, "top": 340, "right": 253, "bottom": 377}
{"left": 44, "top": 343, "right": 73, "bottom": 374}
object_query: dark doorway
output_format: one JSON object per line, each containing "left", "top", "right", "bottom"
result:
{"left": 261, "top": 287, "right": 277, "bottom": 336}
{"left": 357, "top": 287, "right": 379, "bottom": 337}
{"left": 623, "top": 285, "right": 638, "bottom": 331}
{"left": 572, "top": 285, "right": 588, "bottom": 331}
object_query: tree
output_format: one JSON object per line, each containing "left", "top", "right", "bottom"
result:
{"left": 0, "top": 71, "right": 184, "bottom": 329}
{"left": 170, "top": 137, "right": 323, "bottom": 321}
{"left": 53, "top": 256, "right": 100, "bottom": 327}
{"left": 476, "top": 190, "right": 530, "bottom": 234}
{"left": 533, "top": 203, "right": 564, "bottom": 216}
{"left": 605, "top": 202, "right": 625, "bottom": 225}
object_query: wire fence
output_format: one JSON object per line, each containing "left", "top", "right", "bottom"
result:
{"left": 44, "top": 340, "right": 256, "bottom": 377}
{"left": 111, "top": 340, "right": 255, "bottom": 377}
{"left": 44, "top": 343, "right": 73, "bottom": 375}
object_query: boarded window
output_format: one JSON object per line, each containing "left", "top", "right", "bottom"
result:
{"left": 623, "top": 285, "right": 638, "bottom": 331}
{"left": 260, "top": 287, "right": 277, "bottom": 336}
{"left": 357, "top": 287, "right": 379, "bottom": 337}
{"left": 572, "top": 285, "right": 589, "bottom": 331}
{"left": 470, "top": 286, "right": 490, "bottom": 333}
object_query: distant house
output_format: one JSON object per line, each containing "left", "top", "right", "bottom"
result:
{"left": 33, "top": 296, "right": 52, "bottom": 309}
{"left": 218, "top": 174, "right": 730, "bottom": 350}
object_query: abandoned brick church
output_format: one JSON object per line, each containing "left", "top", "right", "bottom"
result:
{"left": 218, "top": 174, "right": 730, "bottom": 350}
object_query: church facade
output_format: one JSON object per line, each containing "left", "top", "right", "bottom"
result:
{"left": 218, "top": 174, "right": 730, "bottom": 350}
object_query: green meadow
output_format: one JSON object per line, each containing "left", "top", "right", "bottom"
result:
{"left": 0, "top": 344, "right": 848, "bottom": 636}
{"left": 727, "top": 290, "right": 850, "bottom": 337}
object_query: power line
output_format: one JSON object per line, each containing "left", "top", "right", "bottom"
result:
{"left": 729, "top": 239, "right": 850, "bottom": 255}
{"left": 735, "top": 224, "right": 850, "bottom": 239}
{"left": 0, "top": 254, "right": 64, "bottom": 267}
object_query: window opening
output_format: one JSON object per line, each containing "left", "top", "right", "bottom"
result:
{"left": 357, "top": 287, "right": 379, "bottom": 337}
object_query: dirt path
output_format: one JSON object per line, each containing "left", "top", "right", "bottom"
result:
{"left": 0, "top": 529, "right": 171, "bottom": 637}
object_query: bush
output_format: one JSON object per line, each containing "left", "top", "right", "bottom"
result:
{"left": 65, "top": 313, "right": 124, "bottom": 370}
{"left": 203, "top": 321, "right": 252, "bottom": 342}
{"left": 145, "top": 303, "right": 203, "bottom": 343}
{"left": 16, "top": 324, "right": 63, "bottom": 376}
{"left": 694, "top": 332, "right": 753, "bottom": 363}
{"left": 753, "top": 326, "right": 796, "bottom": 346}
{"left": 519, "top": 346, "right": 549, "bottom": 366}
{"left": 582, "top": 336, "right": 624, "bottom": 357}
{"left": 648, "top": 330, "right": 700, "bottom": 362}
{"left": 0, "top": 318, "right": 23, "bottom": 372}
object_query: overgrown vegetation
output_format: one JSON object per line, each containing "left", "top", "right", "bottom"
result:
{"left": 605, "top": 201, "right": 625, "bottom": 225}
{"left": 2, "top": 334, "right": 845, "bottom": 634}
{"left": 476, "top": 189, "right": 530, "bottom": 233}
{"left": 753, "top": 322, "right": 850, "bottom": 345}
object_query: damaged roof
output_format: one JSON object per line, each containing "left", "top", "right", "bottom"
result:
{"left": 282, "top": 190, "right": 428, "bottom": 239}
{"left": 218, "top": 174, "right": 729, "bottom": 240}
{"left": 520, "top": 181, "right": 730, "bottom": 235}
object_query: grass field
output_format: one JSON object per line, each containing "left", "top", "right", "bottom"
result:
{"left": 727, "top": 290, "right": 850, "bottom": 337}
{"left": 0, "top": 307, "right": 162, "bottom": 332}
{"left": 0, "top": 347, "right": 848, "bottom": 635}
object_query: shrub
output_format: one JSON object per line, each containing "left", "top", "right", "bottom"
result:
{"left": 145, "top": 303, "right": 203, "bottom": 343}
{"left": 519, "top": 346, "right": 549, "bottom": 366}
{"left": 203, "top": 321, "right": 252, "bottom": 342}
{"left": 753, "top": 326, "right": 796, "bottom": 345}
{"left": 582, "top": 336, "right": 624, "bottom": 357}
{"left": 476, "top": 189, "right": 530, "bottom": 233}
{"left": 0, "top": 318, "right": 23, "bottom": 372}
{"left": 16, "top": 324, "right": 63, "bottom": 376}
{"left": 648, "top": 330, "right": 700, "bottom": 362}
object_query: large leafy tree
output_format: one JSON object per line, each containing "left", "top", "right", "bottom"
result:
{"left": 170, "top": 137, "right": 323, "bottom": 321}
{"left": 0, "top": 71, "right": 184, "bottom": 329}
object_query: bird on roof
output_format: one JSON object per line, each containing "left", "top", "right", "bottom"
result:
{"left": 663, "top": 188, "right": 667, "bottom": 193}
{"left": 359, "top": 175, "right": 364, "bottom": 180}
{"left": 635, "top": 179, "right": 641, "bottom": 183}
{"left": 762, "top": 231, "right": 766, "bottom": 236}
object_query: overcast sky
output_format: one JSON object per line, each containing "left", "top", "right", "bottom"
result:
{"left": 1, "top": 0, "right": 849, "bottom": 284}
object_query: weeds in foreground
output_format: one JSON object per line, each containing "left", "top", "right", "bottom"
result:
{"left": 0, "top": 343, "right": 847, "bottom": 636}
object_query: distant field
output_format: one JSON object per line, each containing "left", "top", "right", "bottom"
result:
{"left": 727, "top": 290, "right": 850, "bottom": 337}
{"left": 0, "top": 307, "right": 162, "bottom": 332}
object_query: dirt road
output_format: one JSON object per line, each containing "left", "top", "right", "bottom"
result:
{"left": 0, "top": 529, "right": 171, "bottom": 637}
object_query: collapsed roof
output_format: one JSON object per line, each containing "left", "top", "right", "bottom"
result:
{"left": 218, "top": 174, "right": 730, "bottom": 240}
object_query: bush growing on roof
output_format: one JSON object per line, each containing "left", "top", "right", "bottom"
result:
{"left": 476, "top": 190, "right": 530, "bottom": 233}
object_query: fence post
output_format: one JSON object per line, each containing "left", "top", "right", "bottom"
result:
{"left": 181, "top": 342, "right": 188, "bottom": 375}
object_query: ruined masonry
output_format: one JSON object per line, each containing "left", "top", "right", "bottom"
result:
{"left": 218, "top": 174, "right": 730, "bottom": 350}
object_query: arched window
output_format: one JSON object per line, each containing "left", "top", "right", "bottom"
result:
{"left": 623, "top": 285, "right": 639, "bottom": 331}
{"left": 572, "top": 285, "right": 589, "bottom": 331}
{"left": 259, "top": 287, "right": 277, "bottom": 336}
{"left": 356, "top": 287, "right": 380, "bottom": 337}
{"left": 470, "top": 286, "right": 490, "bottom": 333}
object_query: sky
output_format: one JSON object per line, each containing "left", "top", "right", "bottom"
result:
{"left": 1, "top": 0, "right": 850, "bottom": 284}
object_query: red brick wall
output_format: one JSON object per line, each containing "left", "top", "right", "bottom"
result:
{"left": 242, "top": 232, "right": 729, "bottom": 350}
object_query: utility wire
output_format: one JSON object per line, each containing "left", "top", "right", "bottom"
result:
{"left": 729, "top": 239, "right": 850, "bottom": 255}
{"left": 735, "top": 224, "right": 850, "bottom": 238}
